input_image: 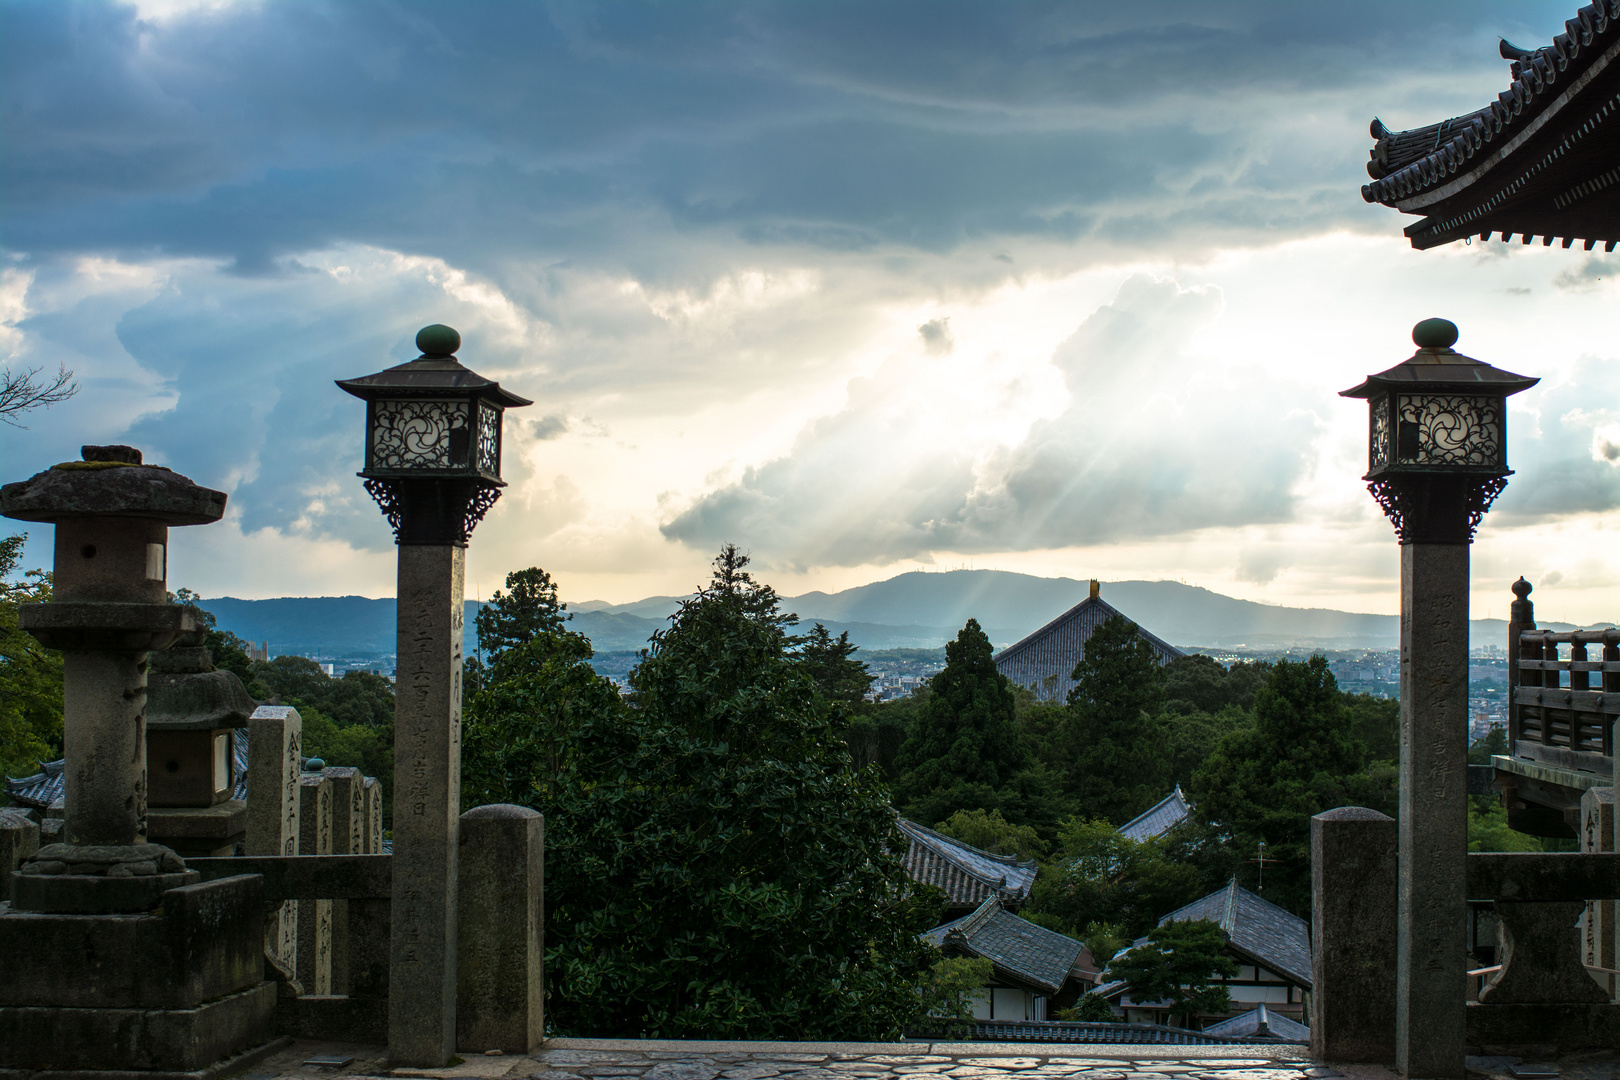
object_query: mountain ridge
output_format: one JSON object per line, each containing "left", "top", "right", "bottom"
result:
{"left": 202, "top": 569, "right": 1597, "bottom": 659}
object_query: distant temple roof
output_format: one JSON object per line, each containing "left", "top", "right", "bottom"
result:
{"left": 924, "top": 896, "right": 1085, "bottom": 996}
{"left": 1117, "top": 785, "right": 1192, "bottom": 842}
{"left": 898, "top": 817, "right": 1038, "bottom": 912}
{"left": 7, "top": 731, "right": 252, "bottom": 810}
{"left": 994, "top": 582, "right": 1182, "bottom": 703}
{"left": 1202, "top": 1004, "right": 1309, "bottom": 1042}
{"left": 1361, "top": 2, "right": 1620, "bottom": 250}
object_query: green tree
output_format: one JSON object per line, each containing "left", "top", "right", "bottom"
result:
{"left": 0, "top": 534, "right": 63, "bottom": 780}
{"left": 1058, "top": 992, "right": 1118, "bottom": 1023}
{"left": 919, "top": 955, "right": 993, "bottom": 1034}
{"left": 536, "top": 545, "right": 935, "bottom": 1038}
{"left": 1064, "top": 614, "right": 1171, "bottom": 823}
{"left": 933, "top": 807, "right": 1048, "bottom": 861}
{"left": 1028, "top": 816, "right": 1200, "bottom": 939}
{"left": 892, "top": 618, "right": 1046, "bottom": 827}
{"left": 475, "top": 567, "right": 569, "bottom": 666}
{"left": 169, "top": 587, "right": 255, "bottom": 683}
{"left": 1190, "top": 656, "right": 1366, "bottom": 914}
{"left": 797, "top": 623, "right": 874, "bottom": 708}
{"left": 1108, "top": 918, "right": 1238, "bottom": 1027}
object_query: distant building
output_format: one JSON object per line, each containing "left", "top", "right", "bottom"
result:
{"left": 994, "top": 579, "right": 1182, "bottom": 702}
{"left": 1094, "top": 879, "right": 1311, "bottom": 1028}
{"left": 246, "top": 640, "right": 269, "bottom": 663}
{"left": 896, "top": 817, "right": 1037, "bottom": 915}
{"left": 1117, "top": 785, "right": 1192, "bottom": 842}
{"left": 922, "top": 896, "right": 1090, "bottom": 1021}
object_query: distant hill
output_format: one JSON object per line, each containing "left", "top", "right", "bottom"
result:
{"left": 205, "top": 568, "right": 1598, "bottom": 662}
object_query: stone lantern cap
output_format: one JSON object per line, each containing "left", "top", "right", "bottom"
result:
{"left": 0, "top": 445, "right": 226, "bottom": 525}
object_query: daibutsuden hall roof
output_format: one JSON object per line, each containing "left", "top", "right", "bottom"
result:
{"left": 1361, "top": 1, "right": 1620, "bottom": 250}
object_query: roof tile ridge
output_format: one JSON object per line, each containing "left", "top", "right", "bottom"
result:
{"left": 904, "top": 817, "right": 1032, "bottom": 871}
{"left": 955, "top": 895, "right": 1001, "bottom": 938}
{"left": 1222, "top": 877, "right": 1240, "bottom": 932}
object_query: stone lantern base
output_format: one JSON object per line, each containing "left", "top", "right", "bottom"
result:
{"left": 0, "top": 873, "right": 277, "bottom": 1076}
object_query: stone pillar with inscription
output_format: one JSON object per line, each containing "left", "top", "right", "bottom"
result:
{"left": 246, "top": 705, "right": 303, "bottom": 978}
{"left": 296, "top": 771, "right": 334, "bottom": 996}
{"left": 363, "top": 776, "right": 383, "bottom": 853}
{"left": 324, "top": 765, "right": 364, "bottom": 995}
{"left": 1341, "top": 319, "right": 1537, "bottom": 1080}
{"left": 1582, "top": 787, "right": 1616, "bottom": 1000}
{"left": 339, "top": 324, "right": 530, "bottom": 1066}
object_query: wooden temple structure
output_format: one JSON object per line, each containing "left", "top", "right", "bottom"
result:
{"left": 1361, "top": 1, "right": 1619, "bottom": 250}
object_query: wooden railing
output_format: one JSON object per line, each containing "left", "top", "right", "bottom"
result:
{"left": 1513, "top": 629, "right": 1620, "bottom": 757}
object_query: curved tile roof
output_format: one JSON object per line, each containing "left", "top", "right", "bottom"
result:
{"left": 1154, "top": 878, "right": 1312, "bottom": 990}
{"left": 898, "top": 816, "right": 1038, "bottom": 910}
{"left": 994, "top": 594, "right": 1181, "bottom": 704}
{"left": 1117, "top": 784, "right": 1192, "bottom": 842}
{"left": 924, "top": 896, "right": 1084, "bottom": 996}
{"left": 8, "top": 728, "right": 253, "bottom": 811}
{"left": 1363, "top": 3, "right": 1620, "bottom": 207}
{"left": 1202, "top": 1003, "right": 1309, "bottom": 1042}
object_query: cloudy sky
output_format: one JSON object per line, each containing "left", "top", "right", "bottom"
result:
{"left": 2, "top": 0, "right": 1616, "bottom": 623}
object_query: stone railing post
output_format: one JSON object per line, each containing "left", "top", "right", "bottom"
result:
{"left": 296, "top": 772, "right": 333, "bottom": 995}
{"left": 456, "top": 804, "right": 543, "bottom": 1054}
{"left": 1312, "top": 807, "right": 1397, "bottom": 1063}
{"left": 246, "top": 705, "right": 302, "bottom": 976}
{"left": 324, "top": 765, "right": 363, "bottom": 995}
{"left": 1581, "top": 787, "right": 1615, "bottom": 1000}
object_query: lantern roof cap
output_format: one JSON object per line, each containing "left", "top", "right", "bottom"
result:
{"left": 1, "top": 445, "right": 226, "bottom": 525}
{"left": 1339, "top": 320, "right": 1538, "bottom": 399}
{"left": 336, "top": 325, "right": 532, "bottom": 408}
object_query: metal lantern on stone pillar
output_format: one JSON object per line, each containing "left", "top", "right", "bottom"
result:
{"left": 337, "top": 323, "right": 530, "bottom": 546}
{"left": 337, "top": 324, "right": 529, "bottom": 1069}
{"left": 1339, "top": 318, "right": 1537, "bottom": 1080}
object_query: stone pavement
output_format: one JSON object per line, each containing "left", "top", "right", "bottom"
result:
{"left": 240, "top": 1037, "right": 1351, "bottom": 1080}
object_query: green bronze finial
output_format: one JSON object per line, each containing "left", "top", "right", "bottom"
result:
{"left": 415, "top": 324, "right": 461, "bottom": 357}
{"left": 1412, "top": 317, "right": 1459, "bottom": 349}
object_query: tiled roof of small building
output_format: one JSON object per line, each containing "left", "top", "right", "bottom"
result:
{"left": 1154, "top": 879, "right": 1312, "bottom": 989}
{"left": 3, "top": 758, "right": 65, "bottom": 811}
{"left": 1202, "top": 1004, "right": 1309, "bottom": 1042}
{"left": 924, "top": 896, "right": 1085, "bottom": 996}
{"left": 1117, "top": 785, "right": 1192, "bottom": 842}
{"left": 898, "top": 817, "right": 1038, "bottom": 910}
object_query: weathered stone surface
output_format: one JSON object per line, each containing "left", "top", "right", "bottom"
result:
{"left": 457, "top": 803, "right": 544, "bottom": 1054}
{"left": 0, "top": 980, "right": 273, "bottom": 1070}
{"left": 1310, "top": 806, "right": 1396, "bottom": 1064}
{"left": 0, "top": 811, "right": 39, "bottom": 903}
{"left": 1479, "top": 900, "right": 1608, "bottom": 1004}
{"left": 364, "top": 775, "right": 383, "bottom": 853}
{"left": 1581, "top": 786, "right": 1616, "bottom": 1001}
{"left": 296, "top": 773, "right": 333, "bottom": 996}
{"left": 275, "top": 991, "right": 388, "bottom": 1044}
{"left": 0, "top": 459, "right": 226, "bottom": 526}
{"left": 247, "top": 705, "right": 303, "bottom": 975}
{"left": 643, "top": 1066, "right": 721, "bottom": 1080}
{"left": 0, "top": 873, "right": 264, "bottom": 1009}
{"left": 324, "top": 765, "right": 364, "bottom": 995}
{"left": 1396, "top": 542, "right": 1470, "bottom": 1079}
{"left": 147, "top": 668, "right": 259, "bottom": 729}
{"left": 389, "top": 543, "right": 466, "bottom": 1067}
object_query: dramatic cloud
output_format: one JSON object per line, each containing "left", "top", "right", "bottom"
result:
{"left": 3, "top": 0, "right": 1615, "bottom": 620}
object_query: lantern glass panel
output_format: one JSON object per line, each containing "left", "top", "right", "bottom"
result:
{"left": 1394, "top": 393, "right": 1503, "bottom": 467}
{"left": 1369, "top": 393, "right": 1391, "bottom": 470}
{"left": 476, "top": 402, "right": 501, "bottom": 476}
{"left": 371, "top": 398, "right": 471, "bottom": 470}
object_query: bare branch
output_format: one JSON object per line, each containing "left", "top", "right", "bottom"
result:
{"left": 0, "top": 365, "right": 79, "bottom": 428}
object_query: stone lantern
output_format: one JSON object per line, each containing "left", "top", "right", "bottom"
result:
{"left": 1340, "top": 319, "right": 1537, "bottom": 1079}
{"left": 0, "top": 444, "right": 275, "bottom": 1073}
{"left": 1, "top": 445, "right": 225, "bottom": 909}
{"left": 338, "top": 325, "right": 530, "bottom": 1067}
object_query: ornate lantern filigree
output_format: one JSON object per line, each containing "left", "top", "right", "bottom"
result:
{"left": 337, "top": 324, "right": 531, "bottom": 545}
{"left": 1341, "top": 318, "right": 1537, "bottom": 544}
